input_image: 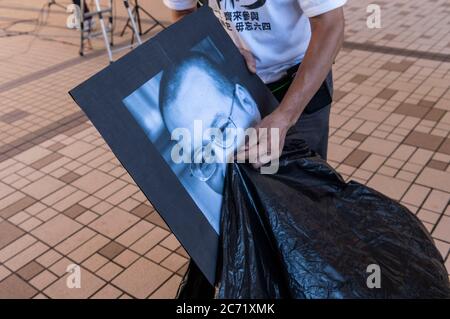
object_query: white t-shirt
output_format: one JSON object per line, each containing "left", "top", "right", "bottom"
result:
{"left": 163, "top": 0, "right": 346, "bottom": 83}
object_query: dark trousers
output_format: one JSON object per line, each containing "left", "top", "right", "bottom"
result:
{"left": 266, "top": 68, "right": 333, "bottom": 160}
{"left": 72, "top": 0, "right": 90, "bottom": 15}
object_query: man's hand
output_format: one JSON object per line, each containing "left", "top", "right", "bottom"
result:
{"left": 238, "top": 48, "right": 257, "bottom": 74}
{"left": 239, "top": 7, "right": 345, "bottom": 169}
{"left": 236, "top": 108, "right": 291, "bottom": 168}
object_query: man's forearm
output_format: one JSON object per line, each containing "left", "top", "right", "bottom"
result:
{"left": 277, "top": 7, "right": 345, "bottom": 126}
{"left": 171, "top": 7, "right": 197, "bottom": 22}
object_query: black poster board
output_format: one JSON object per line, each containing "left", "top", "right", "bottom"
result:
{"left": 69, "top": 7, "right": 278, "bottom": 284}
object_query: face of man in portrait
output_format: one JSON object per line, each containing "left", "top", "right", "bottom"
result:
{"left": 160, "top": 54, "right": 261, "bottom": 195}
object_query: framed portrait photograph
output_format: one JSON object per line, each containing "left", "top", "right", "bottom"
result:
{"left": 70, "top": 6, "right": 278, "bottom": 284}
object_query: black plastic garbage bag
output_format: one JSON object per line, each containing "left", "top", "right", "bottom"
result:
{"left": 178, "top": 138, "right": 450, "bottom": 299}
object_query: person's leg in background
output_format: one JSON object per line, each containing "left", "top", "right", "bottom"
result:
{"left": 72, "top": 0, "right": 93, "bottom": 30}
{"left": 72, "top": 0, "right": 89, "bottom": 14}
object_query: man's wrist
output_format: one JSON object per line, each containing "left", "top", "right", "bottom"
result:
{"left": 278, "top": 100, "right": 307, "bottom": 127}
{"left": 275, "top": 105, "right": 301, "bottom": 129}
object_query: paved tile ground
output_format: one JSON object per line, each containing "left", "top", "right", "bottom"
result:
{"left": 0, "top": 0, "right": 449, "bottom": 298}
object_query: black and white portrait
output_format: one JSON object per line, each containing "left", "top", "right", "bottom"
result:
{"left": 123, "top": 37, "right": 261, "bottom": 233}
{"left": 70, "top": 8, "right": 277, "bottom": 282}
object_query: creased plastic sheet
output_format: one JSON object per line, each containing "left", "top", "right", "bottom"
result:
{"left": 178, "top": 138, "right": 450, "bottom": 299}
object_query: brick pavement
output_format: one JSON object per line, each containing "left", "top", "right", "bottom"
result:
{"left": 0, "top": 0, "right": 448, "bottom": 298}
